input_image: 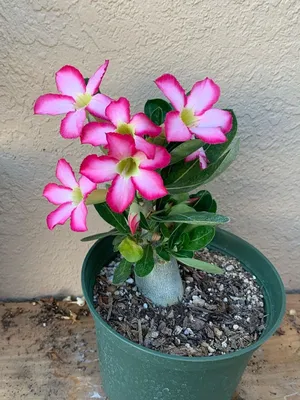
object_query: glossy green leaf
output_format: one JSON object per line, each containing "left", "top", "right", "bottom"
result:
{"left": 208, "top": 199, "right": 217, "bottom": 213}
{"left": 152, "top": 211, "right": 229, "bottom": 225}
{"left": 135, "top": 244, "right": 154, "bottom": 277}
{"left": 168, "top": 223, "right": 187, "bottom": 249}
{"left": 81, "top": 229, "right": 121, "bottom": 242}
{"left": 204, "top": 110, "right": 237, "bottom": 163}
{"left": 163, "top": 150, "right": 229, "bottom": 194}
{"left": 172, "top": 250, "right": 194, "bottom": 258}
{"left": 155, "top": 246, "right": 170, "bottom": 261}
{"left": 184, "top": 226, "right": 215, "bottom": 250}
{"left": 139, "top": 212, "right": 150, "bottom": 230}
{"left": 160, "top": 223, "right": 171, "bottom": 238}
{"left": 189, "top": 190, "right": 213, "bottom": 212}
{"left": 168, "top": 203, "right": 194, "bottom": 215}
{"left": 94, "top": 203, "right": 128, "bottom": 233}
{"left": 176, "top": 257, "right": 224, "bottom": 274}
{"left": 170, "top": 139, "right": 204, "bottom": 165}
{"left": 144, "top": 99, "right": 172, "bottom": 125}
{"left": 118, "top": 237, "right": 143, "bottom": 262}
{"left": 113, "top": 259, "right": 132, "bottom": 284}
{"left": 170, "top": 193, "right": 189, "bottom": 203}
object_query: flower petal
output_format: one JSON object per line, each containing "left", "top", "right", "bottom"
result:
{"left": 43, "top": 183, "right": 73, "bottom": 205}
{"left": 134, "top": 136, "right": 156, "bottom": 159}
{"left": 185, "top": 148, "right": 208, "bottom": 169}
{"left": 165, "top": 111, "right": 192, "bottom": 142}
{"left": 197, "top": 109, "right": 232, "bottom": 133}
{"left": 70, "top": 201, "right": 88, "bottom": 232}
{"left": 132, "top": 170, "right": 168, "bottom": 200}
{"left": 81, "top": 121, "right": 114, "bottom": 146}
{"left": 56, "top": 159, "right": 78, "bottom": 189}
{"left": 130, "top": 113, "right": 161, "bottom": 137}
{"left": 86, "top": 93, "right": 112, "bottom": 119}
{"left": 80, "top": 155, "right": 118, "bottom": 183}
{"left": 107, "top": 132, "right": 135, "bottom": 160}
{"left": 78, "top": 176, "right": 97, "bottom": 197}
{"left": 55, "top": 65, "right": 86, "bottom": 98}
{"left": 46, "top": 202, "right": 75, "bottom": 230}
{"left": 34, "top": 94, "right": 74, "bottom": 115}
{"left": 128, "top": 213, "right": 139, "bottom": 235}
{"left": 190, "top": 126, "right": 227, "bottom": 144}
{"left": 186, "top": 78, "right": 220, "bottom": 115}
{"left": 86, "top": 60, "right": 109, "bottom": 95}
{"left": 107, "top": 175, "right": 135, "bottom": 213}
{"left": 139, "top": 146, "right": 171, "bottom": 170}
{"left": 105, "top": 97, "right": 130, "bottom": 125}
{"left": 155, "top": 74, "right": 186, "bottom": 111}
{"left": 60, "top": 109, "right": 86, "bottom": 139}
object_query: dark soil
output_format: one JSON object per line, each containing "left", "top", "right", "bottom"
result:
{"left": 93, "top": 248, "right": 266, "bottom": 357}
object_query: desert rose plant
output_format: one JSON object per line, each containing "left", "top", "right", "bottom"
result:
{"left": 35, "top": 60, "right": 239, "bottom": 306}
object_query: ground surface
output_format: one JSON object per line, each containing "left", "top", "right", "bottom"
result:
{"left": 0, "top": 295, "right": 299, "bottom": 400}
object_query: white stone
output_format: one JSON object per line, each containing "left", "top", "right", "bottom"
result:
{"left": 126, "top": 278, "right": 134, "bottom": 284}
{"left": 233, "top": 324, "right": 239, "bottom": 330}
{"left": 226, "top": 265, "right": 234, "bottom": 272}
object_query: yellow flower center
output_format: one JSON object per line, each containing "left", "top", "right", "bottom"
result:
{"left": 117, "top": 157, "right": 139, "bottom": 178}
{"left": 116, "top": 123, "right": 135, "bottom": 136}
{"left": 180, "top": 108, "right": 198, "bottom": 127}
{"left": 75, "top": 93, "right": 92, "bottom": 109}
{"left": 72, "top": 187, "right": 83, "bottom": 205}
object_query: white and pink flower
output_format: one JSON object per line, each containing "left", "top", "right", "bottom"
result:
{"left": 155, "top": 74, "right": 232, "bottom": 144}
{"left": 80, "top": 133, "right": 170, "bottom": 213}
{"left": 43, "top": 159, "right": 96, "bottom": 232}
{"left": 34, "top": 61, "right": 111, "bottom": 139}
{"left": 81, "top": 97, "right": 161, "bottom": 159}
{"left": 185, "top": 147, "right": 208, "bottom": 169}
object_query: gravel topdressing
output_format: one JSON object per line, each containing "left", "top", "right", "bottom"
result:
{"left": 93, "top": 248, "right": 266, "bottom": 357}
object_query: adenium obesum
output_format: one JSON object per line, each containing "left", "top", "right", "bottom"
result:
{"left": 35, "top": 59, "right": 237, "bottom": 285}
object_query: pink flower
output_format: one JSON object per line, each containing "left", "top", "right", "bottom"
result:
{"left": 81, "top": 97, "right": 161, "bottom": 159}
{"left": 128, "top": 212, "right": 140, "bottom": 235}
{"left": 80, "top": 133, "right": 170, "bottom": 213}
{"left": 155, "top": 74, "right": 232, "bottom": 144}
{"left": 185, "top": 147, "right": 208, "bottom": 169}
{"left": 43, "top": 159, "right": 96, "bottom": 232}
{"left": 34, "top": 61, "right": 111, "bottom": 139}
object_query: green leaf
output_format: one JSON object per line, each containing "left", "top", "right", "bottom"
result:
{"left": 170, "top": 193, "right": 189, "bottom": 203}
{"left": 160, "top": 223, "right": 171, "bottom": 238}
{"left": 189, "top": 190, "right": 213, "bottom": 212}
{"left": 113, "top": 259, "right": 132, "bottom": 284}
{"left": 168, "top": 223, "right": 187, "bottom": 249}
{"left": 176, "top": 257, "right": 224, "bottom": 274}
{"left": 144, "top": 99, "right": 172, "bottom": 125}
{"left": 204, "top": 110, "right": 237, "bottom": 163}
{"left": 118, "top": 237, "right": 143, "bottom": 262}
{"left": 152, "top": 211, "right": 229, "bottom": 226}
{"left": 170, "top": 139, "right": 204, "bottom": 165}
{"left": 162, "top": 150, "right": 229, "bottom": 194}
{"left": 184, "top": 226, "right": 215, "bottom": 251}
{"left": 155, "top": 246, "right": 171, "bottom": 261}
{"left": 169, "top": 203, "right": 193, "bottom": 215}
{"left": 135, "top": 244, "right": 154, "bottom": 277}
{"left": 209, "top": 199, "right": 217, "bottom": 213}
{"left": 94, "top": 203, "right": 129, "bottom": 233}
{"left": 139, "top": 212, "right": 150, "bottom": 230}
{"left": 172, "top": 250, "right": 194, "bottom": 258}
{"left": 81, "top": 229, "right": 121, "bottom": 242}
{"left": 203, "top": 137, "right": 240, "bottom": 185}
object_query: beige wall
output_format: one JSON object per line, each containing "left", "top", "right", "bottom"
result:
{"left": 1, "top": 0, "right": 300, "bottom": 299}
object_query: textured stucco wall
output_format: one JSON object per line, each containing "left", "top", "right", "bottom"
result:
{"left": 1, "top": 0, "right": 300, "bottom": 299}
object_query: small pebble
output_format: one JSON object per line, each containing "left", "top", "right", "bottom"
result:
{"left": 126, "top": 278, "right": 134, "bottom": 284}
{"left": 223, "top": 297, "right": 228, "bottom": 303}
{"left": 43, "top": 323, "right": 46, "bottom": 327}
{"left": 219, "top": 284, "right": 224, "bottom": 291}
{"left": 233, "top": 324, "right": 239, "bottom": 331}
{"left": 143, "top": 303, "right": 148, "bottom": 309}
{"left": 174, "top": 326, "right": 183, "bottom": 335}
{"left": 32, "top": 302, "right": 37, "bottom": 306}
{"left": 175, "top": 337, "right": 181, "bottom": 346}
{"left": 289, "top": 309, "right": 297, "bottom": 316}
{"left": 214, "top": 328, "right": 223, "bottom": 338}
{"left": 184, "top": 328, "right": 194, "bottom": 336}
{"left": 226, "top": 265, "right": 234, "bottom": 272}
{"left": 151, "top": 331, "right": 159, "bottom": 338}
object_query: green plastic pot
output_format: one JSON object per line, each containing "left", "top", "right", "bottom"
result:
{"left": 82, "top": 229, "right": 286, "bottom": 400}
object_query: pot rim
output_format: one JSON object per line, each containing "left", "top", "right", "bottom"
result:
{"left": 82, "top": 229, "right": 286, "bottom": 363}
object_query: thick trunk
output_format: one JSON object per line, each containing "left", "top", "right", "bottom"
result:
{"left": 135, "top": 256, "right": 184, "bottom": 307}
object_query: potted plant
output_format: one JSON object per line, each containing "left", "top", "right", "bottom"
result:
{"left": 34, "top": 60, "right": 285, "bottom": 400}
